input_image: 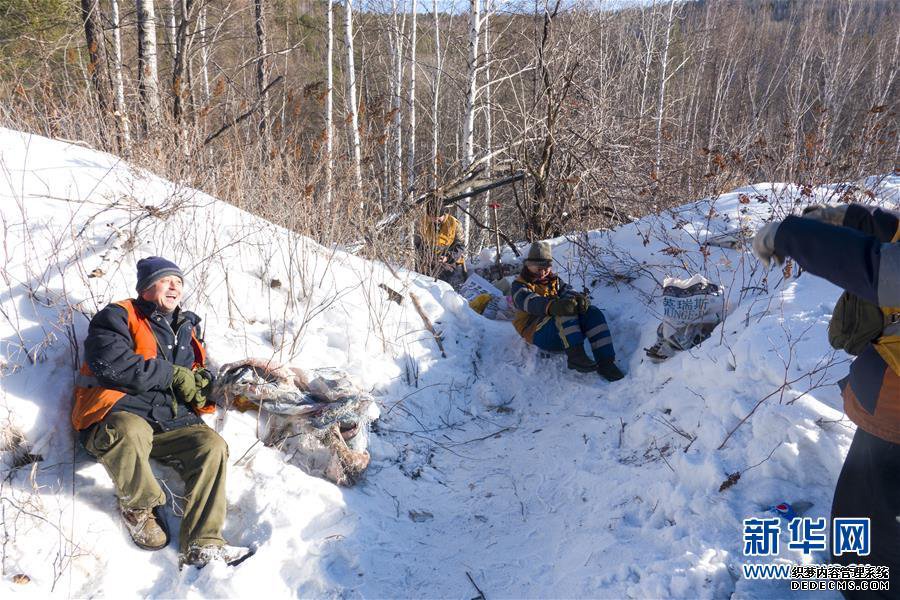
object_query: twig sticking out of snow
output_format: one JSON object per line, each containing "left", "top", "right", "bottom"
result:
{"left": 466, "top": 571, "right": 487, "bottom": 600}
{"left": 409, "top": 292, "right": 446, "bottom": 358}
{"left": 718, "top": 442, "right": 784, "bottom": 493}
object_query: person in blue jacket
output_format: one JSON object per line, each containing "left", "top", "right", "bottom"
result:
{"left": 754, "top": 203, "right": 900, "bottom": 599}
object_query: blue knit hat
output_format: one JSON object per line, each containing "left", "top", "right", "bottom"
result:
{"left": 136, "top": 256, "right": 184, "bottom": 292}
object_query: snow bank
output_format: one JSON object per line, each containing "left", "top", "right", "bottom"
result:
{"left": 1, "top": 128, "right": 897, "bottom": 598}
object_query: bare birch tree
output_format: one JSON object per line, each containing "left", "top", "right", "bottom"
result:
{"left": 479, "top": 0, "right": 492, "bottom": 252}
{"left": 326, "top": 0, "right": 334, "bottom": 203}
{"left": 654, "top": 0, "right": 677, "bottom": 174}
{"left": 197, "top": 5, "right": 211, "bottom": 103}
{"left": 172, "top": 0, "right": 195, "bottom": 129}
{"left": 254, "top": 0, "right": 271, "bottom": 158}
{"left": 430, "top": 0, "right": 443, "bottom": 190}
{"left": 163, "top": 0, "right": 177, "bottom": 60}
{"left": 460, "top": 0, "right": 481, "bottom": 249}
{"left": 406, "top": 0, "right": 418, "bottom": 200}
{"left": 344, "top": 0, "right": 362, "bottom": 191}
{"left": 110, "top": 0, "right": 131, "bottom": 151}
{"left": 637, "top": 0, "right": 658, "bottom": 137}
{"left": 136, "top": 0, "right": 162, "bottom": 130}
{"left": 389, "top": 0, "right": 406, "bottom": 208}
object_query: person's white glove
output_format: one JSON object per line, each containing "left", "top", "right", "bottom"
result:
{"left": 801, "top": 204, "right": 848, "bottom": 226}
{"left": 752, "top": 221, "right": 784, "bottom": 268}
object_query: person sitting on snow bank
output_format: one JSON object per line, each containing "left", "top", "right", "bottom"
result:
{"left": 414, "top": 202, "right": 466, "bottom": 287}
{"left": 72, "top": 257, "right": 251, "bottom": 568}
{"left": 510, "top": 242, "right": 625, "bottom": 381}
{"left": 753, "top": 203, "right": 900, "bottom": 597}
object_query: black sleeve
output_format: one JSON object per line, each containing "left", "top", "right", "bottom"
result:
{"left": 842, "top": 204, "right": 900, "bottom": 243}
{"left": 84, "top": 304, "right": 174, "bottom": 395}
{"left": 774, "top": 216, "right": 883, "bottom": 304}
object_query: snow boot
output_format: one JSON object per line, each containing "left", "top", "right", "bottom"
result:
{"left": 565, "top": 345, "right": 598, "bottom": 373}
{"left": 180, "top": 544, "right": 255, "bottom": 569}
{"left": 596, "top": 359, "right": 625, "bottom": 382}
{"left": 120, "top": 504, "right": 169, "bottom": 551}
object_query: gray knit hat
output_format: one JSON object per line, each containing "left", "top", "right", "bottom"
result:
{"left": 525, "top": 242, "right": 552, "bottom": 264}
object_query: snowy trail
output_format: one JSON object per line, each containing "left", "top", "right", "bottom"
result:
{"left": 2, "top": 128, "right": 898, "bottom": 598}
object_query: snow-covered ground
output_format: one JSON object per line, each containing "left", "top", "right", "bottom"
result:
{"left": 1, "top": 128, "right": 897, "bottom": 598}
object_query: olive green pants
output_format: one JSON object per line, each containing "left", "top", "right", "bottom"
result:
{"left": 84, "top": 411, "right": 228, "bottom": 552}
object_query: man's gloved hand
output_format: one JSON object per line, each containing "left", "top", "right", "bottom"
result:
{"left": 752, "top": 221, "right": 785, "bottom": 268}
{"left": 548, "top": 297, "right": 579, "bottom": 316}
{"left": 171, "top": 364, "right": 200, "bottom": 406}
{"left": 192, "top": 367, "right": 214, "bottom": 408}
{"left": 801, "top": 204, "right": 848, "bottom": 226}
{"left": 574, "top": 294, "right": 591, "bottom": 314}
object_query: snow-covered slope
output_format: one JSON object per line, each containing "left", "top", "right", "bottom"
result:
{"left": 1, "top": 128, "right": 898, "bottom": 598}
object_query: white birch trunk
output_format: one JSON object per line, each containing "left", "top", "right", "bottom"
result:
{"left": 480, "top": 0, "right": 492, "bottom": 253}
{"left": 389, "top": 0, "right": 406, "bottom": 207}
{"left": 171, "top": 0, "right": 193, "bottom": 128}
{"left": 461, "top": 0, "right": 481, "bottom": 250}
{"left": 654, "top": 0, "right": 676, "bottom": 172}
{"left": 164, "top": 0, "right": 177, "bottom": 59}
{"left": 136, "top": 0, "right": 161, "bottom": 129}
{"left": 198, "top": 5, "right": 210, "bottom": 102}
{"left": 326, "top": 0, "right": 334, "bottom": 204}
{"left": 637, "top": 0, "right": 658, "bottom": 136}
{"left": 430, "top": 0, "right": 441, "bottom": 190}
{"left": 254, "top": 0, "right": 270, "bottom": 158}
{"left": 344, "top": 0, "right": 362, "bottom": 191}
{"left": 389, "top": 0, "right": 399, "bottom": 203}
{"left": 406, "top": 0, "right": 417, "bottom": 200}
{"left": 280, "top": 9, "right": 289, "bottom": 133}
{"left": 110, "top": 0, "right": 131, "bottom": 149}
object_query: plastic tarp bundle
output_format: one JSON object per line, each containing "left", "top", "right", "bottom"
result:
{"left": 645, "top": 275, "right": 726, "bottom": 362}
{"left": 213, "top": 358, "right": 378, "bottom": 486}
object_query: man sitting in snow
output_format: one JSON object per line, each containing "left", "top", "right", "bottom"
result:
{"left": 753, "top": 204, "right": 900, "bottom": 597}
{"left": 510, "top": 242, "right": 625, "bottom": 381}
{"left": 72, "top": 257, "right": 251, "bottom": 568}
{"left": 414, "top": 202, "right": 466, "bottom": 287}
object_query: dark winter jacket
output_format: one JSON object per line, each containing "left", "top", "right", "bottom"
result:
{"left": 82, "top": 297, "right": 205, "bottom": 432}
{"left": 510, "top": 271, "right": 578, "bottom": 342}
{"left": 775, "top": 204, "right": 900, "bottom": 443}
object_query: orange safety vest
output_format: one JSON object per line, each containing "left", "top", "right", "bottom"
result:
{"left": 71, "top": 299, "right": 214, "bottom": 431}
